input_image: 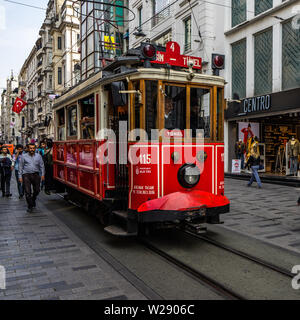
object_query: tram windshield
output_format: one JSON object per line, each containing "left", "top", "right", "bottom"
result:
{"left": 190, "top": 88, "right": 210, "bottom": 138}
{"left": 164, "top": 86, "right": 186, "bottom": 131}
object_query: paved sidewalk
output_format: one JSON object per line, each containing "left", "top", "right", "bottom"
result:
{"left": 223, "top": 178, "right": 300, "bottom": 254}
{"left": 0, "top": 181, "right": 146, "bottom": 300}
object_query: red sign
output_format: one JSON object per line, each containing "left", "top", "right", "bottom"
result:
{"left": 152, "top": 41, "right": 202, "bottom": 70}
{"left": 12, "top": 97, "right": 27, "bottom": 114}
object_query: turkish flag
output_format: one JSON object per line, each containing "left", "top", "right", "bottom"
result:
{"left": 21, "top": 89, "right": 26, "bottom": 99}
{"left": 12, "top": 97, "right": 27, "bottom": 114}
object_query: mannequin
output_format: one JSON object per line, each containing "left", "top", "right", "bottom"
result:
{"left": 287, "top": 136, "right": 300, "bottom": 176}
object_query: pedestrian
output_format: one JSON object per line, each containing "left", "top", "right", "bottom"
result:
{"left": 38, "top": 141, "right": 46, "bottom": 156}
{"left": 235, "top": 139, "right": 245, "bottom": 169}
{"left": 0, "top": 146, "right": 14, "bottom": 197}
{"left": 38, "top": 141, "right": 47, "bottom": 190}
{"left": 246, "top": 136, "right": 262, "bottom": 189}
{"left": 18, "top": 143, "right": 45, "bottom": 213}
{"left": 43, "top": 139, "right": 54, "bottom": 195}
{"left": 14, "top": 144, "right": 25, "bottom": 199}
{"left": 0, "top": 141, "right": 4, "bottom": 192}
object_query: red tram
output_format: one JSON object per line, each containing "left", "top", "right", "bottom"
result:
{"left": 53, "top": 42, "right": 230, "bottom": 236}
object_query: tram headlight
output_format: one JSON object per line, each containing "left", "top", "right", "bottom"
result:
{"left": 178, "top": 164, "right": 200, "bottom": 188}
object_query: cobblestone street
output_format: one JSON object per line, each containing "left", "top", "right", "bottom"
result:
{"left": 1, "top": 177, "right": 300, "bottom": 300}
{"left": 0, "top": 182, "right": 146, "bottom": 300}
{"left": 223, "top": 178, "right": 300, "bottom": 254}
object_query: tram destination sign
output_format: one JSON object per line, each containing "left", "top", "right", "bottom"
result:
{"left": 151, "top": 41, "right": 202, "bottom": 70}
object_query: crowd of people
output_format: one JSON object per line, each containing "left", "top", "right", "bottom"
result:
{"left": 0, "top": 139, "right": 54, "bottom": 213}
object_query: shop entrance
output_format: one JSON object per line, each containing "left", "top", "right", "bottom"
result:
{"left": 233, "top": 113, "right": 300, "bottom": 176}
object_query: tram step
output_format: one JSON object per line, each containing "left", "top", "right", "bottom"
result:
{"left": 104, "top": 225, "right": 137, "bottom": 237}
{"left": 112, "top": 210, "right": 128, "bottom": 220}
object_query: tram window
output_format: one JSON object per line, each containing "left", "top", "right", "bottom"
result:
{"left": 133, "top": 82, "right": 141, "bottom": 130}
{"left": 80, "top": 95, "right": 95, "bottom": 140}
{"left": 67, "top": 105, "right": 77, "bottom": 138}
{"left": 57, "top": 108, "right": 65, "bottom": 141}
{"left": 145, "top": 81, "right": 158, "bottom": 140}
{"left": 216, "top": 88, "right": 224, "bottom": 141}
{"left": 164, "top": 86, "right": 186, "bottom": 131}
{"left": 190, "top": 88, "right": 210, "bottom": 138}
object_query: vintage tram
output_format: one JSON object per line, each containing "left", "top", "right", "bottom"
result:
{"left": 53, "top": 41, "right": 230, "bottom": 236}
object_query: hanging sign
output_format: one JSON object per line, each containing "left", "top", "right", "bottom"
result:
{"left": 152, "top": 41, "right": 202, "bottom": 70}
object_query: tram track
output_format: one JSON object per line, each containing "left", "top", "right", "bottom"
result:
{"left": 139, "top": 238, "right": 245, "bottom": 300}
{"left": 181, "top": 229, "right": 294, "bottom": 279}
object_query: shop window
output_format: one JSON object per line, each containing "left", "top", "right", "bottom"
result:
{"left": 57, "top": 108, "right": 65, "bottom": 141}
{"left": 282, "top": 20, "right": 300, "bottom": 91}
{"left": 232, "top": 0, "right": 246, "bottom": 28}
{"left": 67, "top": 105, "right": 78, "bottom": 138}
{"left": 232, "top": 39, "right": 246, "bottom": 99}
{"left": 190, "top": 88, "right": 211, "bottom": 138}
{"left": 164, "top": 85, "right": 186, "bottom": 131}
{"left": 80, "top": 95, "right": 95, "bottom": 140}
{"left": 254, "top": 28, "right": 273, "bottom": 96}
{"left": 145, "top": 81, "right": 158, "bottom": 140}
{"left": 255, "top": 0, "right": 272, "bottom": 16}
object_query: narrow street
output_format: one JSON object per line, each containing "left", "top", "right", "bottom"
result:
{"left": 0, "top": 178, "right": 300, "bottom": 300}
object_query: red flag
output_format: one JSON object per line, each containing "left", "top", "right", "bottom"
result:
{"left": 12, "top": 97, "right": 27, "bottom": 114}
{"left": 21, "top": 89, "right": 26, "bottom": 99}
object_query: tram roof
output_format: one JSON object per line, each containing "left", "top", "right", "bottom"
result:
{"left": 53, "top": 65, "right": 225, "bottom": 110}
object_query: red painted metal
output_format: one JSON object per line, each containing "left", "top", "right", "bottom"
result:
{"left": 152, "top": 41, "right": 202, "bottom": 70}
{"left": 137, "top": 190, "right": 229, "bottom": 213}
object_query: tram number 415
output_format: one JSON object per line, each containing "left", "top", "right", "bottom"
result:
{"left": 139, "top": 154, "right": 151, "bottom": 164}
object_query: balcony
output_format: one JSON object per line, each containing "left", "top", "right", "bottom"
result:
{"left": 152, "top": 6, "right": 171, "bottom": 28}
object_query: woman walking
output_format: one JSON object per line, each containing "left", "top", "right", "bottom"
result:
{"left": 0, "top": 146, "right": 14, "bottom": 197}
{"left": 247, "top": 136, "right": 262, "bottom": 189}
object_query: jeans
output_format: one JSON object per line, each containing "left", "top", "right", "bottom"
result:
{"left": 15, "top": 170, "right": 24, "bottom": 197}
{"left": 290, "top": 157, "right": 298, "bottom": 176}
{"left": 248, "top": 165, "right": 262, "bottom": 188}
{"left": 1, "top": 170, "right": 12, "bottom": 195}
{"left": 23, "top": 173, "right": 41, "bottom": 209}
{"left": 237, "top": 153, "right": 245, "bottom": 169}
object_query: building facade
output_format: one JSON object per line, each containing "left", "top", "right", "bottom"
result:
{"left": 18, "top": 0, "right": 80, "bottom": 143}
{"left": 128, "top": 0, "right": 226, "bottom": 76}
{"left": 224, "top": 0, "right": 300, "bottom": 175}
{"left": 0, "top": 72, "right": 20, "bottom": 144}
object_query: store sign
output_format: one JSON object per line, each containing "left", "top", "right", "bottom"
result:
{"left": 232, "top": 159, "right": 241, "bottom": 174}
{"left": 243, "top": 95, "right": 271, "bottom": 114}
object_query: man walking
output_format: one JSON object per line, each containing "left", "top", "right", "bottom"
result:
{"left": 18, "top": 143, "right": 45, "bottom": 213}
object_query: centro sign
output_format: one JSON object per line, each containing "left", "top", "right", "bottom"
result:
{"left": 243, "top": 95, "right": 271, "bottom": 114}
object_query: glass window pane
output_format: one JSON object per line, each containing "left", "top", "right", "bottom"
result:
{"left": 164, "top": 86, "right": 186, "bottom": 130}
{"left": 282, "top": 20, "right": 300, "bottom": 91}
{"left": 145, "top": 81, "right": 158, "bottom": 139}
{"left": 232, "top": 0, "right": 246, "bottom": 27}
{"left": 67, "top": 106, "right": 77, "bottom": 137}
{"left": 232, "top": 39, "right": 246, "bottom": 99}
{"left": 255, "top": 0, "right": 272, "bottom": 16}
{"left": 87, "top": 54, "right": 94, "bottom": 70}
{"left": 190, "top": 88, "right": 210, "bottom": 138}
{"left": 254, "top": 28, "right": 273, "bottom": 95}
{"left": 87, "top": 33, "right": 94, "bottom": 55}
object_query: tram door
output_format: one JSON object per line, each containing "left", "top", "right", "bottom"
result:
{"left": 109, "top": 82, "right": 129, "bottom": 198}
